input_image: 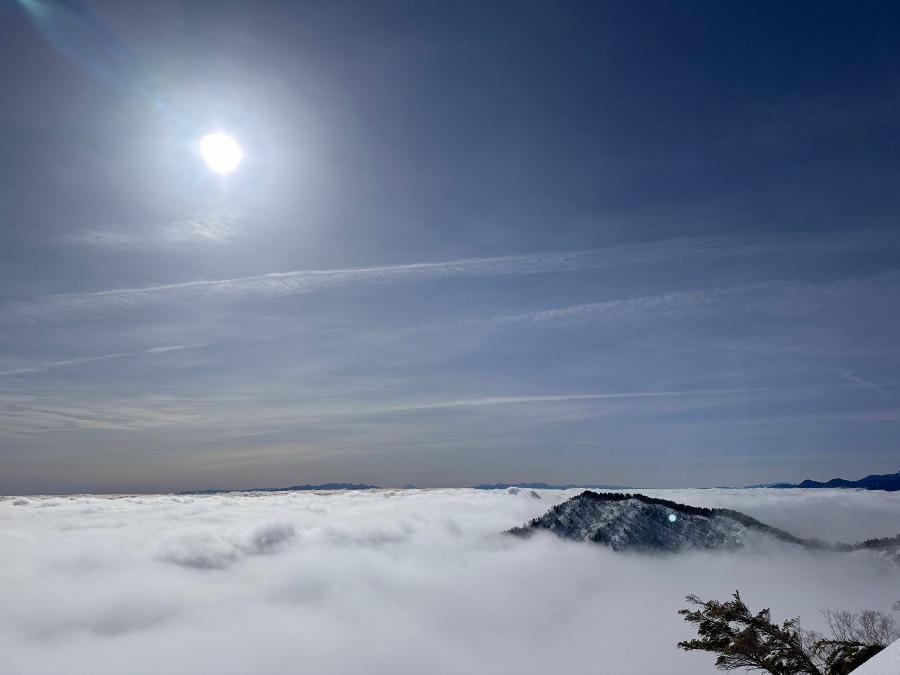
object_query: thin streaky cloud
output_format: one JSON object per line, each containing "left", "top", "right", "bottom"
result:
{"left": 369, "top": 389, "right": 768, "bottom": 413}
{"left": 0, "top": 389, "right": 750, "bottom": 438}
{"left": 566, "top": 441, "right": 683, "bottom": 449}
{"left": 839, "top": 369, "right": 895, "bottom": 400}
{"left": 60, "top": 210, "right": 241, "bottom": 250}
{"left": 464, "top": 274, "right": 900, "bottom": 330}
{"left": 0, "top": 343, "right": 210, "bottom": 376}
{"left": 0, "top": 384, "right": 868, "bottom": 439}
{"left": 2, "top": 230, "right": 897, "bottom": 325}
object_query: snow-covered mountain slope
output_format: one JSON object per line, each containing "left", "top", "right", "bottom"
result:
{"left": 509, "top": 491, "right": 900, "bottom": 555}
{"left": 851, "top": 639, "right": 900, "bottom": 675}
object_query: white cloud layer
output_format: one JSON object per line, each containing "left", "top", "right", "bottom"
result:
{"left": 0, "top": 489, "right": 896, "bottom": 674}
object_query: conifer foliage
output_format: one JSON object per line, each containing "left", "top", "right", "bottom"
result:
{"left": 677, "top": 591, "right": 898, "bottom": 675}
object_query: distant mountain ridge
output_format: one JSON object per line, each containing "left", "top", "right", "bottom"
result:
{"left": 746, "top": 470, "right": 900, "bottom": 491}
{"left": 474, "top": 481, "right": 628, "bottom": 490}
{"left": 510, "top": 491, "right": 900, "bottom": 556}
{"left": 182, "top": 483, "right": 379, "bottom": 495}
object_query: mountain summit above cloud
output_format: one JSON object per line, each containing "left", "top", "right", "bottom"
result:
{"left": 746, "top": 470, "right": 900, "bottom": 491}
{"left": 509, "top": 492, "right": 900, "bottom": 557}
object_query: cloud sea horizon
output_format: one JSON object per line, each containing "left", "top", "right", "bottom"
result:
{"left": 2, "top": 487, "right": 897, "bottom": 674}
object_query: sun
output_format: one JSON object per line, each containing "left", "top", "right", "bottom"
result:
{"left": 200, "top": 133, "right": 242, "bottom": 174}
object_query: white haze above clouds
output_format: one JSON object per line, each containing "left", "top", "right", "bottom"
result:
{"left": 1, "top": 488, "right": 897, "bottom": 674}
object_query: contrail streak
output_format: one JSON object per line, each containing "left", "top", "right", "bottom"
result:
{"left": 462, "top": 273, "right": 900, "bottom": 329}
{"left": 839, "top": 369, "right": 895, "bottom": 400}
{"left": 0, "top": 343, "right": 210, "bottom": 376}
{"left": 2, "top": 230, "right": 897, "bottom": 325}
{"left": 368, "top": 389, "right": 764, "bottom": 412}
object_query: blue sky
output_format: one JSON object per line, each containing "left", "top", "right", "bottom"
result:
{"left": 1, "top": 0, "right": 898, "bottom": 493}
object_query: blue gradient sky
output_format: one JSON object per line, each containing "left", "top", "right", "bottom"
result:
{"left": 1, "top": 0, "right": 898, "bottom": 493}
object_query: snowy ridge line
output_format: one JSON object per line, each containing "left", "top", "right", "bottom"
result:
{"left": 508, "top": 491, "right": 900, "bottom": 554}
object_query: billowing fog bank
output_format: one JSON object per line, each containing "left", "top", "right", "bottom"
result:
{"left": 1, "top": 488, "right": 897, "bottom": 674}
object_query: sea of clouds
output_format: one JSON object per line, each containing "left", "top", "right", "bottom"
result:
{"left": 1, "top": 488, "right": 897, "bottom": 674}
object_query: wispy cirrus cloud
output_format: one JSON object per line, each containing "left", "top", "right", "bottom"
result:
{"left": 60, "top": 210, "right": 241, "bottom": 250}
{"left": 0, "top": 386, "right": 815, "bottom": 439}
{"left": 3, "top": 230, "right": 897, "bottom": 325}
{"left": 369, "top": 389, "right": 765, "bottom": 413}
{"left": 839, "top": 369, "right": 895, "bottom": 400}
{"left": 0, "top": 343, "right": 210, "bottom": 376}
{"left": 0, "top": 394, "right": 207, "bottom": 437}
{"left": 460, "top": 273, "right": 900, "bottom": 330}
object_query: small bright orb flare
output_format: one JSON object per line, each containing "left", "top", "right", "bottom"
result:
{"left": 200, "top": 133, "right": 242, "bottom": 174}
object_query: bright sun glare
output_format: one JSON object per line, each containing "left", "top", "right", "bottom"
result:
{"left": 200, "top": 133, "right": 243, "bottom": 174}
